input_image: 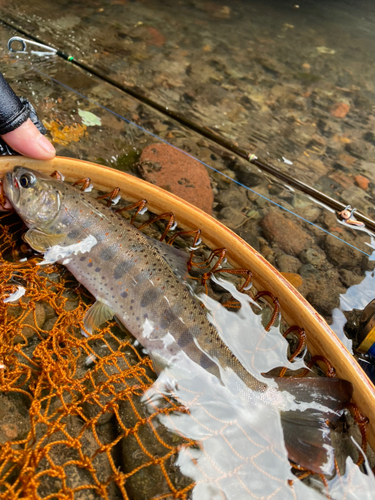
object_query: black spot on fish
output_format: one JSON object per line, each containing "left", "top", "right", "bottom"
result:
{"left": 114, "top": 260, "right": 133, "bottom": 279}
{"left": 95, "top": 267, "right": 100, "bottom": 272}
{"left": 100, "top": 244, "right": 118, "bottom": 261}
{"left": 68, "top": 229, "right": 80, "bottom": 239}
{"left": 88, "top": 262, "right": 93, "bottom": 268}
{"left": 121, "top": 291, "right": 128, "bottom": 298}
{"left": 80, "top": 256, "right": 86, "bottom": 262}
{"left": 177, "top": 328, "right": 193, "bottom": 347}
{"left": 140, "top": 288, "right": 161, "bottom": 308}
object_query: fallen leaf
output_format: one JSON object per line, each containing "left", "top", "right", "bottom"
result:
{"left": 316, "top": 46, "right": 336, "bottom": 54}
{"left": 281, "top": 272, "right": 303, "bottom": 288}
{"left": 78, "top": 109, "right": 102, "bottom": 127}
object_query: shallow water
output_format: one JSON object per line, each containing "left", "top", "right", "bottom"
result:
{"left": 0, "top": 2, "right": 375, "bottom": 496}
{"left": 1, "top": 176, "right": 373, "bottom": 499}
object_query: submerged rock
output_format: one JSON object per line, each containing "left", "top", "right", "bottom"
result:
{"left": 323, "top": 234, "right": 364, "bottom": 269}
{"left": 260, "top": 211, "right": 314, "bottom": 257}
{"left": 276, "top": 253, "right": 301, "bottom": 274}
{"left": 139, "top": 143, "right": 213, "bottom": 214}
{"left": 7, "top": 298, "right": 46, "bottom": 343}
{"left": 34, "top": 413, "right": 121, "bottom": 500}
{"left": 117, "top": 390, "right": 194, "bottom": 499}
{"left": 299, "top": 247, "right": 326, "bottom": 270}
{"left": 0, "top": 393, "right": 31, "bottom": 445}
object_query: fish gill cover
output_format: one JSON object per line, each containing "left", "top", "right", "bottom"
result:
{"left": 0, "top": 171, "right": 373, "bottom": 500}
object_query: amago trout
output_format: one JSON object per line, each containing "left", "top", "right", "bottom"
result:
{"left": 4, "top": 166, "right": 352, "bottom": 474}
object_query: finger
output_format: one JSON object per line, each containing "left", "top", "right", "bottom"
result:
{"left": 0, "top": 182, "right": 11, "bottom": 211}
{"left": 1, "top": 118, "right": 55, "bottom": 160}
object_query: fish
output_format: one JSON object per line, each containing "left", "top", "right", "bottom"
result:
{"left": 4, "top": 166, "right": 352, "bottom": 474}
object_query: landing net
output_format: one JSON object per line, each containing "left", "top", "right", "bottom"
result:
{"left": 0, "top": 182, "right": 371, "bottom": 500}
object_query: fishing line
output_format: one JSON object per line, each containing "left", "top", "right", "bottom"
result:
{"left": 28, "top": 66, "right": 371, "bottom": 258}
{"left": 2, "top": 18, "right": 375, "bottom": 233}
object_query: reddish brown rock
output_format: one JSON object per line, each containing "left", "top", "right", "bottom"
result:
{"left": 260, "top": 211, "right": 314, "bottom": 256}
{"left": 354, "top": 174, "right": 370, "bottom": 190}
{"left": 145, "top": 27, "right": 166, "bottom": 47}
{"left": 139, "top": 143, "right": 213, "bottom": 214}
{"left": 330, "top": 102, "right": 350, "bottom": 118}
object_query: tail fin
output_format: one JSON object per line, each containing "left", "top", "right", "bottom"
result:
{"left": 277, "top": 377, "right": 353, "bottom": 474}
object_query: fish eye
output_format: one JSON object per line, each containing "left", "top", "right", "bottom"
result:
{"left": 19, "top": 173, "right": 36, "bottom": 188}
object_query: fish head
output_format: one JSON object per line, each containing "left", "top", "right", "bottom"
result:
{"left": 3, "top": 167, "right": 62, "bottom": 228}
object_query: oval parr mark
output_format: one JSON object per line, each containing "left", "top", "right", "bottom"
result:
{"left": 177, "top": 328, "right": 194, "bottom": 348}
{"left": 160, "top": 308, "right": 177, "bottom": 329}
{"left": 100, "top": 244, "right": 118, "bottom": 261}
{"left": 113, "top": 260, "right": 134, "bottom": 280}
{"left": 200, "top": 353, "right": 217, "bottom": 371}
{"left": 140, "top": 288, "right": 162, "bottom": 308}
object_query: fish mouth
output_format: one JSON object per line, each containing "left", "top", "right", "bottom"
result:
{"left": 3, "top": 170, "right": 20, "bottom": 205}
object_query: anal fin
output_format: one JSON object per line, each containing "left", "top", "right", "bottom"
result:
{"left": 82, "top": 300, "right": 114, "bottom": 336}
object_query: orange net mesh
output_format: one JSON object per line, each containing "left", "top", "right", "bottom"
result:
{"left": 0, "top": 184, "right": 371, "bottom": 500}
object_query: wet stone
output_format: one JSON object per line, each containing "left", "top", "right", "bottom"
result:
{"left": 300, "top": 264, "right": 320, "bottom": 280}
{"left": 299, "top": 248, "right": 326, "bottom": 270}
{"left": 0, "top": 393, "right": 31, "bottom": 488}
{"left": 275, "top": 254, "right": 301, "bottom": 274}
{"left": 260, "top": 211, "right": 314, "bottom": 257}
{"left": 7, "top": 298, "right": 46, "bottom": 343}
{"left": 216, "top": 187, "right": 247, "bottom": 211}
{"left": 81, "top": 353, "right": 134, "bottom": 426}
{"left": 35, "top": 414, "right": 121, "bottom": 500}
{"left": 138, "top": 143, "right": 213, "bottom": 214}
{"left": 43, "top": 317, "right": 58, "bottom": 332}
{"left": 41, "top": 302, "right": 57, "bottom": 322}
{"left": 218, "top": 207, "right": 246, "bottom": 229}
{"left": 307, "top": 283, "right": 346, "bottom": 319}
{"left": 294, "top": 204, "right": 322, "bottom": 223}
{"left": 339, "top": 269, "right": 364, "bottom": 288}
{"left": 0, "top": 393, "right": 31, "bottom": 445}
{"left": 323, "top": 234, "right": 364, "bottom": 270}
{"left": 117, "top": 394, "right": 193, "bottom": 499}
{"left": 236, "top": 167, "right": 263, "bottom": 188}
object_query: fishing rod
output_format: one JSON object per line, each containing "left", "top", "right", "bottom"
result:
{"left": 3, "top": 20, "right": 375, "bottom": 233}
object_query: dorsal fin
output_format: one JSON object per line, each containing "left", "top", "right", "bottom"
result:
{"left": 144, "top": 235, "right": 190, "bottom": 282}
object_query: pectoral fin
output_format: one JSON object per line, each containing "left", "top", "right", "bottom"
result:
{"left": 23, "top": 229, "right": 66, "bottom": 252}
{"left": 82, "top": 300, "right": 114, "bottom": 336}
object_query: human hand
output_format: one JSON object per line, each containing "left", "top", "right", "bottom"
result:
{"left": 0, "top": 72, "right": 56, "bottom": 209}
{"left": 1, "top": 117, "right": 55, "bottom": 160}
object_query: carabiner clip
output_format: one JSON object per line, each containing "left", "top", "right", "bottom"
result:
{"left": 8, "top": 36, "right": 57, "bottom": 56}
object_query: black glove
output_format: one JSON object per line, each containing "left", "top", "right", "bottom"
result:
{"left": 0, "top": 72, "right": 46, "bottom": 155}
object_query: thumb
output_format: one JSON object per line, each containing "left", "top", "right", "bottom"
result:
{"left": 1, "top": 118, "right": 55, "bottom": 160}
